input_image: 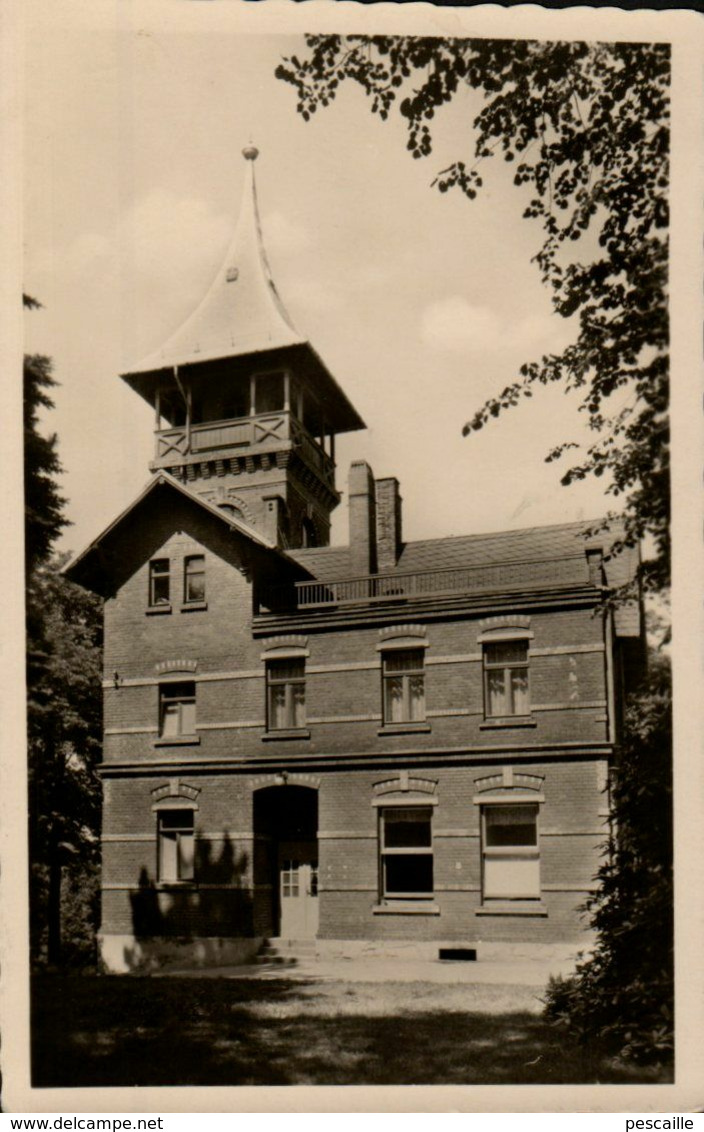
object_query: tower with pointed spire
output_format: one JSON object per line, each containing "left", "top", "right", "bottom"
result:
{"left": 121, "top": 147, "right": 365, "bottom": 549}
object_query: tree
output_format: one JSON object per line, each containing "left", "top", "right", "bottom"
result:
{"left": 24, "top": 296, "right": 103, "bottom": 966}
{"left": 276, "top": 38, "right": 670, "bottom": 592}
{"left": 27, "top": 560, "right": 103, "bottom": 966}
{"left": 23, "top": 295, "right": 68, "bottom": 575}
{"left": 544, "top": 652, "right": 673, "bottom": 1065}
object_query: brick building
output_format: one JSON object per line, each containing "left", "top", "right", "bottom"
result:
{"left": 67, "top": 148, "right": 644, "bottom": 971}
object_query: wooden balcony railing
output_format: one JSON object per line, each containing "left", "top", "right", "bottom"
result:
{"left": 259, "top": 553, "right": 589, "bottom": 613}
{"left": 153, "top": 409, "right": 335, "bottom": 486}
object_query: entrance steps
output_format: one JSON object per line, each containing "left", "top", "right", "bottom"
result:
{"left": 255, "top": 938, "right": 318, "bottom": 966}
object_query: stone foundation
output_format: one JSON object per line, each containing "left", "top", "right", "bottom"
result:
{"left": 100, "top": 931, "right": 589, "bottom": 977}
{"left": 313, "top": 936, "right": 589, "bottom": 971}
{"left": 99, "top": 933, "right": 263, "bottom": 974}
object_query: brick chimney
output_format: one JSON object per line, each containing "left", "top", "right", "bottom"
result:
{"left": 376, "top": 477, "right": 403, "bottom": 572}
{"left": 348, "top": 461, "right": 377, "bottom": 576}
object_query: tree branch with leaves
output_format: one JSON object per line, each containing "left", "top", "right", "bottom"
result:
{"left": 277, "top": 37, "right": 670, "bottom": 592}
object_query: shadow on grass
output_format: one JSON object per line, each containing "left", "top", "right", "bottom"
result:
{"left": 31, "top": 975, "right": 670, "bottom": 1088}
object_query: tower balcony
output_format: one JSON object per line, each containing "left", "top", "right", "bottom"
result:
{"left": 151, "top": 409, "right": 336, "bottom": 489}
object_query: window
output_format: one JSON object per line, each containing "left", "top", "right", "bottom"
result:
{"left": 482, "top": 804, "right": 540, "bottom": 900}
{"left": 383, "top": 649, "right": 425, "bottom": 724}
{"left": 158, "top": 809, "right": 195, "bottom": 882}
{"left": 301, "top": 517, "right": 318, "bottom": 548}
{"left": 483, "top": 640, "right": 529, "bottom": 717}
{"left": 159, "top": 682, "right": 196, "bottom": 738}
{"left": 266, "top": 659, "right": 305, "bottom": 730}
{"left": 380, "top": 806, "right": 433, "bottom": 899}
{"left": 184, "top": 555, "right": 205, "bottom": 603}
{"left": 220, "top": 385, "right": 250, "bottom": 421}
{"left": 149, "top": 559, "right": 170, "bottom": 606}
{"left": 255, "top": 371, "right": 285, "bottom": 414}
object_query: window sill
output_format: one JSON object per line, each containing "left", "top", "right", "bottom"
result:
{"left": 261, "top": 729, "right": 311, "bottom": 742}
{"left": 153, "top": 735, "right": 201, "bottom": 747}
{"left": 180, "top": 601, "right": 208, "bottom": 612}
{"left": 378, "top": 722, "right": 431, "bottom": 736}
{"left": 476, "top": 902, "right": 548, "bottom": 917}
{"left": 145, "top": 604, "right": 172, "bottom": 616}
{"left": 156, "top": 881, "right": 196, "bottom": 890}
{"left": 479, "top": 716, "right": 536, "bottom": 730}
{"left": 373, "top": 902, "right": 440, "bottom": 915}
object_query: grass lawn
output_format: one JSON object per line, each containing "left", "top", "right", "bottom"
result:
{"left": 31, "top": 974, "right": 671, "bottom": 1088}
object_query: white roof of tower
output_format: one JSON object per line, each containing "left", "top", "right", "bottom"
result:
{"left": 127, "top": 146, "right": 305, "bottom": 374}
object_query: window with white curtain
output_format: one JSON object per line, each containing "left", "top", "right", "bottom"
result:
{"left": 482, "top": 804, "right": 540, "bottom": 900}
{"left": 266, "top": 658, "right": 306, "bottom": 730}
{"left": 382, "top": 649, "right": 426, "bottom": 724}
{"left": 483, "top": 640, "right": 530, "bottom": 717}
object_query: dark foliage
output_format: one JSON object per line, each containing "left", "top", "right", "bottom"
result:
{"left": 544, "top": 652, "right": 673, "bottom": 1065}
{"left": 24, "top": 296, "right": 103, "bottom": 967}
{"left": 23, "top": 295, "right": 68, "bottom": 574}
{"left": 276, "top": 37, "right": 670, "bottom": 592}
{"left": 27, "top": 557, "right": 103, "bottom": 967}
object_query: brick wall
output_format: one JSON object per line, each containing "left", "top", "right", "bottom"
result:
{"left": 104, "top": 536, "right": 610, "bottom": 763}
{"left": 98, "top": 502, "right": 612, "bottom": 949}
{"left": 101, "top": 757, "right": 606, "bottom": 944}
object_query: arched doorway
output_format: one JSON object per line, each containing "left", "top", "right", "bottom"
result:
{"left": 253, "top": 785, "right": 318, "bottom": 939}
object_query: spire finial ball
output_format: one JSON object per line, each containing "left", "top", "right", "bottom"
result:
{"left": 242, "top": 145, "right": 259, "bottom": 161}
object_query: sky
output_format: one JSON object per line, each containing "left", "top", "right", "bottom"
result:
{"left": 24, "top": 2, "right": 624, "bottom": 558}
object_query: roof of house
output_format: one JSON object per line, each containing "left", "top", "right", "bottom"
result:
{"left": 290, "top": 518, "right": 642, "bottom": 636}
{"left": 64, "top": 471, "right": 311, "bottom": 593}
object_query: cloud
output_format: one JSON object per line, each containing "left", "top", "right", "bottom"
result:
{"left": 56, "top": 188, "right": 232, "bottom": 299}
{"left": 421, "top": 297, "right": 502, "bottom": 354}
{"left": 124, "top": 188, "right": 232, "bottom": 286}
{"left": 421, "top": 296, "right": 572, "bottom": 357}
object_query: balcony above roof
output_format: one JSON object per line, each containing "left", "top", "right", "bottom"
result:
{"left": 256, "top": 552, "right": 596, "bottom": 618}
{"left": 151, "top": 408, "right": 336, "bottom": 493}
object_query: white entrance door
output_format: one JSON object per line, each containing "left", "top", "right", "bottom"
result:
{"left": 278, "top": 841, "right": 319, "bottom": 939}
